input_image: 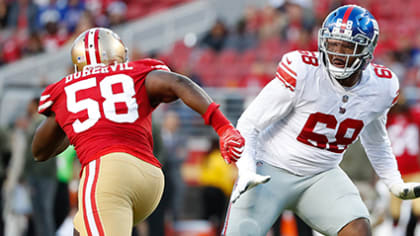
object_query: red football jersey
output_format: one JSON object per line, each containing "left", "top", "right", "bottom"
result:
{"left": 387, "top": 109, "right": 420, "bottom": 176}
{"left": 38, "top": 59, "right": 170, "bottom": 167}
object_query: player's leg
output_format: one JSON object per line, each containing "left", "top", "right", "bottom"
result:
{"left": 338, "top": 218, "right": 371, "bottom": 236}
{"left": 405, "top": 173, "right": 420, "bottom": 236}
{"left": 129, "top": 154, "right": 165, "bottom": 224}
{"left": 406, "top": 212, "right": 417, "bottom": 236}
{"left": 73, "top": 159, "right": 104, "bottom": 236}
{"left": 389, "top": 193, "right": 402, "bottom": 233}
{"left": 295, "top": 167, "right": 371, "bottom": 236}
{"left": 222, "top": 161, "right": 306, "bottom": 236}
{"left": 73, "top": 153, "right": 164, "bottom": 236}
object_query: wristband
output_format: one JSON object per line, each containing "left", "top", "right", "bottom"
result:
{"left": 202, "top": 102, "right": 231, "bottom": 134}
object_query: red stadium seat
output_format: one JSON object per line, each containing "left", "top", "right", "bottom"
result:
{"left": 216, "top": 49, "right": 238, "bottom": 65}
{"left": 125, "top": 5, "right": 148, "bottom": 20}
{"left": 165, "top": 41, "right": 193, "bottom": 71}
{"left": 194, "top": 49, "right": 217, "bottom": 71}
{"left": 193, "top": 49, "right": 219, "bottom": 86}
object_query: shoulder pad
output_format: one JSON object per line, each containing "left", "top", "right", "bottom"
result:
{"left": 368, "top": 63, "right": 399, "bottom": 108}
{"left": 275, "top": 51, "right": 299, "bottom": 92}
{"left": 275, "top": 50, "right": 320, "bottom": 91}
{"left": 133, "top": 58, "right": 171, "bottom": 72}
{"left": 38, "top": 82, "right": 60, "bottom": 115}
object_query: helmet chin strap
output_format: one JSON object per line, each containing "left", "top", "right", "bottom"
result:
{"left": 326, "top": 55, "right": 362, "bottom": 80}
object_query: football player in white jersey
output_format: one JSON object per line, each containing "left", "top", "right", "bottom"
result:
{"left": 222, "top": 5, "right": 420, "bottom": 236}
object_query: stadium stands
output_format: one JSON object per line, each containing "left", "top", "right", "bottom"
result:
{"left": 1, "top": 0, "right": 420, "bottom": 235}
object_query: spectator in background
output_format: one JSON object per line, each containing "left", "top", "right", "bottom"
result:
{"left": 54, "top": 145, "right": 76, "bottom": 231}
{"left": 239, "top": 58, "right": 272, "bottom": 90}
{"left": 387, "top": 96, "right": 420, "bottom": 236}
{"left": 21, "top": 31, "right": 44, "bottom": 56}
{"left": 61, "top": 0, "right": 85, "bottom": 33}
{"left": 22, "top": 98, "right": 57, "bottom": 236}
{"left": 257, "top": 5, "right": 285, "bottom": 41}
{"left": 199, "top": 138, "right": 237, "bottom": 234}
{"left": 2, "top": 35, "right": 23, "bottom": 63}
{"left": 277, "top": 1, "right": 315, "bottom": 48}
{"left": 289, "top": 28, "right": 317, "bottom": 51}
{"left": 105, "top": 1, "right": 126, "bottom": 27}
{"left": 161, "top": 111, "right": 187, "bottom": 221}
{"left": 145, "top": 122, "right": 167, "bottom": 236}
{"left": 225, "top": 19, "right": 257, "bottom": 53}
{"left": 7, "top": 0, "right": 39, "bottom": 33}
{"left": 5, "top": 0, "right": 39, "bottom": 62}
{"left": 0, "top": 126, "right": 11, "bottom": 236}
{"left": 67, "top": 10, "right": 95, "bottom": 42}
{"left": 3, "top": 118, "right": 32, "bottom": 236}
{"left": 200, "top": 20, "right": 229, "bottom": 52}
{"left": 378, "top": 51, "right": 406, "bottom": 82}
{"left": 410, "top": 32, "right": 420, "bottom": 67}
{"left": 41, "top": 15, "right": 68, "bottom": 52}
{"left": 0, "top": 0, "right": 10, "bottom": 29}
{"left": 37, "top": 0, "right": 63, "bottom": 31}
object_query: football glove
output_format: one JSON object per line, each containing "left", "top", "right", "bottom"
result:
{"left": 231, "top": 168, "right": 271, "bottom": 203}
{"left": 390, "top": 182, "right": 420, "bottom": 200}
{"left": 217, "top": 125, "right": 245, "bottom": 164}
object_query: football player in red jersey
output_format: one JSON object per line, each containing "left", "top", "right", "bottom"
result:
{"left": 387, "top": 97, "right": 420, "bottom": 236}
{"left": 31, "top": 27, "right": 245, "bottom": 236}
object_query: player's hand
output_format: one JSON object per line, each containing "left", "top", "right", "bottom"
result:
{"left": 231, "top": 168, "right": 271, "bottom": 203}
{"left": 390, "top": 182, "right": 420, "bottom": 200}
{"left": 217, "top": 125, "right": 245, "bottom": 164}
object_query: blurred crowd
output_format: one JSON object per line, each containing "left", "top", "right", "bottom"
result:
{"left": 1, "top": 0, "right": 420, "bottom": 235}
{"left": 0, "top": 0, "right": 190, "bottom": 64}
{"left": 154, "top": 0, "right": 420, "bottom": 97}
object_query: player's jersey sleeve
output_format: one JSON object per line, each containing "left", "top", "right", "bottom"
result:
{"left": 236, "top": 51, "right": 302, "bottom": 171}
{"left": 360, "top": 67, "right": 402, "bottom": 188}
{"left": 239, "top": 50, "right": 305, "bottom": 132}
{"left": 132, "top": 58, "right": 171, "bottom": 73}
{"left": 275, "top": 51, "right": 302, "bottom": 92}
{"left": 360, "top": 112, "right": 402, "bottom": 188}
{"left": 38, "top": 82, "right": 60, "bottom": 116}
{"left": 385, "top": 70, "right": 400, "bottom": 109}
{"left": 238, "top": 79, "right": 296, "bottom": 133}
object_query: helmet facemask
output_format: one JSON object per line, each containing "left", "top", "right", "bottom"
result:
{"left": 318, "top": 5, "right": 379, "bottom": 80}
{"left": 319, "top": 29, "right": 373, "bottom": 80}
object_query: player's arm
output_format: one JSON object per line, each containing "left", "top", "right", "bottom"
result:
{"left": 237, "top": 78, "right": 295, "bottom": 169}
{"left": 236, "top": 51, "right": 299, "bottom": 171}
{"left": 360, "top": 113, "right": 420, "bottom": 199}
{"left": 230, "top": 51, "right": 300, "bottom": 203}
{"left": 230, "top": 78, "right": 296, "bottom": 202}
{"left": 145, "top": 70, "right": 244, "bottom": 164}
{"left": 32, "top": 113, "right": 69, "bottom": 161}
{"left": 360, "top": 69, "right": 420, "bottom": 199}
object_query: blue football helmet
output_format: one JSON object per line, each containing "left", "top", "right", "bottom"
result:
{"left": 318, "top": 5, "right": 379, "bottom": 80}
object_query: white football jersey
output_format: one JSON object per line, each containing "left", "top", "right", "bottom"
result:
{"left": 237, "top": 50, "right": 402, "bottom": 187}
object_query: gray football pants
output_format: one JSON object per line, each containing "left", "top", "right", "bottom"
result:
{"left": 222, "top": 161, "right": 370, "bottom": 236}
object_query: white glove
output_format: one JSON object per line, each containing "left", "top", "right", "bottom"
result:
{"left": 390, "top": 182, "right": 420, "bottom": 200}
{"left": 231, "top": 168, "right": 271, "bottom": 203}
